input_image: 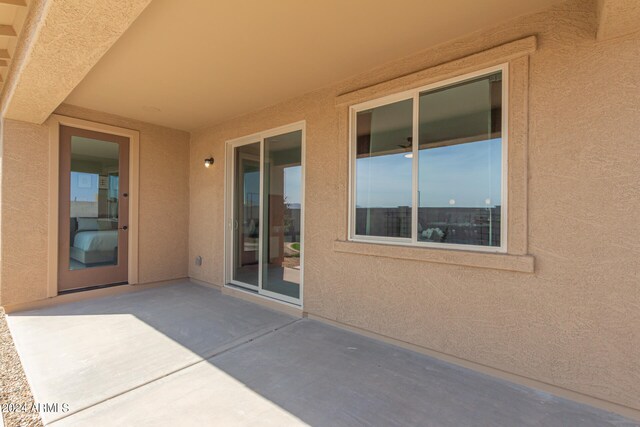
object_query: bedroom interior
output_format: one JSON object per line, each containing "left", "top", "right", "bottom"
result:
{"left": 57, "top": 125, "right": 131, "bottom": 292}
{"left": 69, "top": 137, "right": 120, "bottom": 269}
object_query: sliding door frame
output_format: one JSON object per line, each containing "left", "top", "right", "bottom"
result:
{"left": 224, "top": 121, "right": 305, "bottom": 307}
{"left": 227, "top": 138, "right": 261, "bottom": 291}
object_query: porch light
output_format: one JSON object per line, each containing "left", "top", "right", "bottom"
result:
{"left": 204, "top": 157, "right": 214, "bottom": 168}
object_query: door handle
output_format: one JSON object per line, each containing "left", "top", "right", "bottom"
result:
{"left": 120, "top": 225, "right": 128, "bottom": 231}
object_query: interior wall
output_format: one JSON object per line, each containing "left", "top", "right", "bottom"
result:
{"left": 0, "top": 105, "right": 190, "bottom": 305}
{"left": 189, "top": 0, "right": 640, "bottom": 411}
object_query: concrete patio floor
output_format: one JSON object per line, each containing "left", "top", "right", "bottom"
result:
{"left": 6, "top": 281, "right": 638, "bottom": 426}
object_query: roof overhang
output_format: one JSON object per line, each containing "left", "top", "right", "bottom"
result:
{"left": 5, "top": 0, "right": 635, "bottom": 131}
{"left": 1, "top": 0, "right": 151, "bottom": 124}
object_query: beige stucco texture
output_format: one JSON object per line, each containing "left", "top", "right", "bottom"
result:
{"left": 597, "top": 0, "right": 640, "bottom": 40}
{"left": 0, "top": 105, "right": 190, "bottom": 305}
{"left": 2, "top": 0, "right": 152, "bottom": 124}
{"left": 189, "top": 0, "right": 640, "bottom": 411}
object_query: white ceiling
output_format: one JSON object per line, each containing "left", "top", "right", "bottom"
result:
{"left": 64, "top": 0, "right": 564, "bottom": 131}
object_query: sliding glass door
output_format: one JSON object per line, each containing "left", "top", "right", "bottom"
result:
{"left": 228, "top": 124, "right": 304, "bottom": 305}
{"left": 262, "top": 131, "right": 303, "bottom": 301}
{"left": 231, "top": 142, "right": 261, "bottom": 289}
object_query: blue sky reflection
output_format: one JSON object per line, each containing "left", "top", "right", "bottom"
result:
{"left": 356, "top": 138, "right": 501, "bottom": 208}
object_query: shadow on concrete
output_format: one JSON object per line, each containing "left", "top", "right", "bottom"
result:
{"left": 8, "top": 282, "right": 638, "bottom": 427}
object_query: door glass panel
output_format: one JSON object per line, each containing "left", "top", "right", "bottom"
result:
{"left": 262, "top": 130, "right": 302, "bottom": 300}
{"left": 69, "top": 136, "right": 120, "bottom": 270}
{"left": 233, "top": 143, "right": 261, "bottom": 286}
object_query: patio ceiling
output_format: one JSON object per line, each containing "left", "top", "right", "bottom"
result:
{"left": 63, "top": 0, "right": 566, "bottom": 131}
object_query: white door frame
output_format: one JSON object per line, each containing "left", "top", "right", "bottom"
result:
{"left": 47, "top": 114, "right": 140, "bottom": 297}
{"left": 224, "top": 121, "right": 305, "bottom": 307}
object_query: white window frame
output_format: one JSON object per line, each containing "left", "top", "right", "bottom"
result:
{"left": 348, "top": 64, "right": 509, "bottom": 253}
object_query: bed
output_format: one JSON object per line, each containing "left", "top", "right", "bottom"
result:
{"left": 70, "top": 217, "right": 119, "bottom": 265}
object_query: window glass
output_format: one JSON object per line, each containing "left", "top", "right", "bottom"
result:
{"left": 418, "top": 72, "right": 502, "bottom": 247}
{"left": 351, "top": 68, "right": 505, "bottom": 249}
{"left": 355, "top": 99, "right": 413, "bottom": 238}
{"left": 233, "top": 142, "right": 261, "bottom": 287}
{"left": 262, "top": 130, "right": 302, "bottom": 300}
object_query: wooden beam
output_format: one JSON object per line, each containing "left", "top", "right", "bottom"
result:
{"left": 0, "top": 25, "right": 16, "bottom": 37}
{"left": 0, "top": 49, "right": 10, "bottom": 59}
{"left": 0, "top": 59, "right": 8, "bottom": 66}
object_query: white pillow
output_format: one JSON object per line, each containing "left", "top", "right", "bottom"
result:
{"left": 97, "top": 219, "right": 115, "bottom": 230}
{"left": 77, "top": 217, "right": 99, "bottom": 231}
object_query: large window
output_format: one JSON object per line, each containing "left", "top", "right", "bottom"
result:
{"left": 350, "top": 65, "right": 506, "bottom": 251}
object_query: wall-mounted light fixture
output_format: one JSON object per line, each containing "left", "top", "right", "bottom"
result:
{"left": 204, "top": 157, "right": 215, "bottom": 168}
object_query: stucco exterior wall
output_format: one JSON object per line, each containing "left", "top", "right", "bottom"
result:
{"left": 0, "top": 105, "right": 190, "bottom": 305}
{"left": 0, "top": 119, "right": 50, "bottom": 306}
{"left": 189, "top": 0, "right": 640, "bottom": 411}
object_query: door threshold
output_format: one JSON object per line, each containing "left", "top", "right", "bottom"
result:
{"left": 58, "top": 281, "right": 128, "bottom": 296}
{"left": 225, "top": 282, "right": 259, "bottom": 294}
{"left": 223, "top": 283, "right": 303, "bottom": 317}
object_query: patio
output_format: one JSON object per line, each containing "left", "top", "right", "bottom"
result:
{"left": 5, "top": 282, "right": 636, "bottom": 426}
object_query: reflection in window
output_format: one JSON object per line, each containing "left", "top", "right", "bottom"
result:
{"left": 233, "top": 143, "right": 261, "bottom": 286}
{"left": 69, "top": 137, "right": 120, "bottom": 270}
{"left": 263, "top": 130, "right": 302, "bottom": 299}
{"left": 350, "top": 68, "right": 504, "bottom": 249}
{"left": 355, "top": 99, "right": 413, "bottom": 238}
{"left": 418, "top": 72, "right": 502, "bottom": 247}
